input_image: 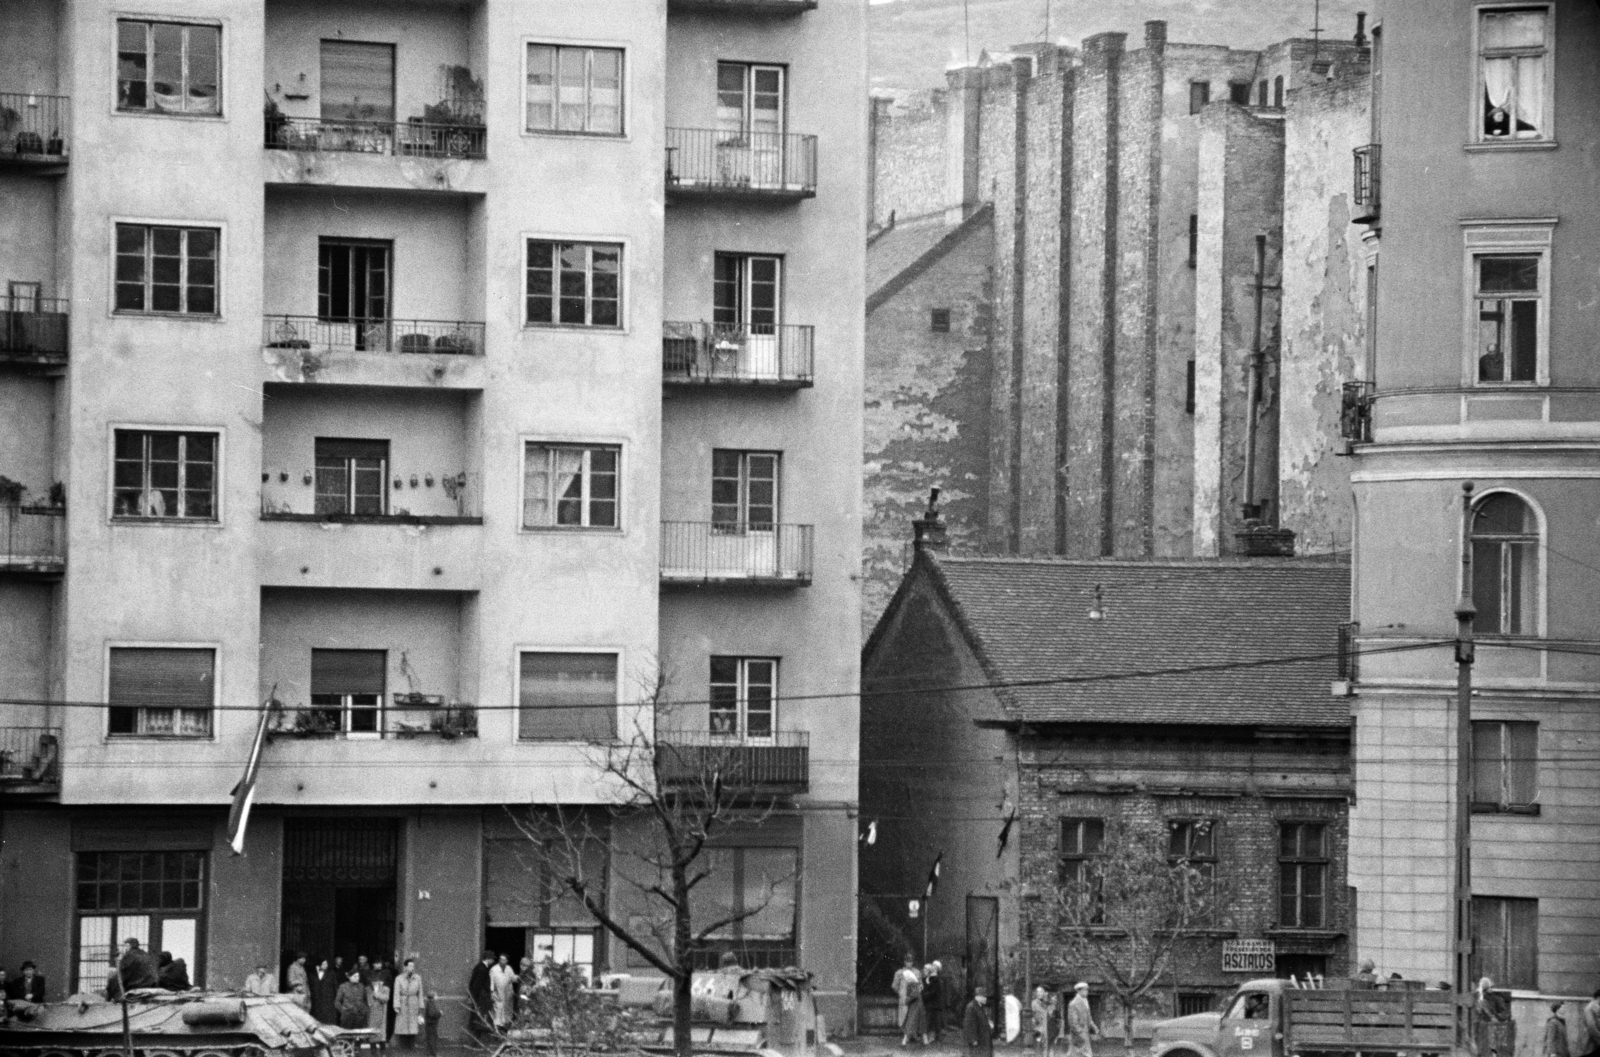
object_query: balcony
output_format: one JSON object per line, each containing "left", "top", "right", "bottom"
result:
{"left": 269, "top": 698, "right": 478, "bottom": 741}
{"left": 265, "top": 316, "right": 483, "bottom": 357}
{"left": 660, "top": 521, "right": 813, "bottom": 587}
{"left": 1352, "top": 144, "right": 1380, "bottom": 224}
{"left": 662, "top": 322, "right": 814, "bottom": 388}
{"left": 669, "top": 0, "right": 816, "bottom": 11}
{"left": 261, "top": 473, "right": 481, "bottom": 526}
{"left": 0, "top": 93, "right": 69, "bottom": 171}
{"left": 1, "top": 506, "right": 65, "bottom": 576}
{"left": 1, "top": 298, "right": 69, "bottom": 369}
{"left": 655, "top": 730, "right": 809, "bottom": 793}
{"left": 266, "top": 116, "right": 485, "bottom": 160}
{"left": 665, "top": 128, "right": 817, "bottom": 201}
{"left": 1340, "top": 380, "right": 1375, "bottom": 451}
{"left": 0, "top": 725, "right": 61, "bottom": 795}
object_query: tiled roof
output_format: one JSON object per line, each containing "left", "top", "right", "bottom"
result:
{"left": 930, "top": 556, "right": 1352, "bottom": 728}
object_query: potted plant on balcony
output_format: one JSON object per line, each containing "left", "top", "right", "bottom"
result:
{"left": 411, "top": 65, "right": 485, "bottom": 159}
{"left": 290, "top": 708, "right": 340, "bottom": 737}
{"left": 431, "top": 704, "right": 477, "bottom": 740}
{"left": 0, "top": 476, "right": 24, "bottom": 508}
{"left": 264, "top": 95, "right": 290, "bottom": 149}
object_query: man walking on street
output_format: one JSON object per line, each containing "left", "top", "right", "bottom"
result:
{"left": 1580, "top": 990, "right": 1600, "bottom": 1057}
{"left": 1066, "top": 982, "right": 1098, "bottom": 1057}
{"left": 965, "top": 987, "right": 995, "bottom": 1057}
{"left": 1546, "top": 1003, "right": 1572, "bottom": 1057}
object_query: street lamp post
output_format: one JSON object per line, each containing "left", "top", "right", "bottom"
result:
{"left": 1453, "top": 482, "right": 1476, "bottom": 1003}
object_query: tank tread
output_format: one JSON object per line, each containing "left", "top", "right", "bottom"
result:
{"left": 0, "top": 1044, "right": 272, "bottom": 1057}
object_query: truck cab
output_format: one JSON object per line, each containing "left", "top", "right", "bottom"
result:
{"left": 1151, "top": 980, "right": 1288, "bottom": 1057}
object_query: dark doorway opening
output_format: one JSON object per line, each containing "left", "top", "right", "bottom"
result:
{"left": 485, "top": 926, "right": 527, "bottom": 966}
{"left": 1276, "top": 954, "right": 1329, "bottom": 981}
{"left": 280, "top": 818, "right": 400, "bottom": 989}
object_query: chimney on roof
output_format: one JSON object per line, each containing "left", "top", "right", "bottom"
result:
{"left": 912, "top": 488, "right": 949, "bottom": 553}
{"left": 1354, "top": 12, "right": 1368, "bottom": 47}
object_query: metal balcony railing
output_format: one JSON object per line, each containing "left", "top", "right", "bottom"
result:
{"left": 0, "top": 92, "right": 69, "bottom": 161}
{"left": 660, "top": 521, "right": 813, "bottom": 585}
{"left": 662, "top": 321, "right": 814, "bottom": 387}
{"left": 0, "top": 725, "right": 61, "bottom": 789}
{"left": 655, "top": 730, "right": 809, "bottom": 791}
{"left": 2, "top": 506, "right": 65, "bottom": 572}
{"left": 263, "top": 315, "right": 484, "bottom": 356}
{"left": 665, "top": 128, "right": 817, "bottom": 199}
{"left": 1353, "top": 144, "right": 1380, "bottom": 223}
{"left": 261, "top": 471, "right": 482, "bottom": 522}
{"left": 670, "top": 0, "right": 815, "bottom": 10}
{"left": 265, "top": 116, "right": 486, "bottom": 160}
{"left": 1340, "top": 380, "right": 1376, "bottom": 445}
{"left": 271, "top": 699, "right": 478, "bottom": 740}
{"left": 1, "top": 298, "right": 69, "bottom": 362}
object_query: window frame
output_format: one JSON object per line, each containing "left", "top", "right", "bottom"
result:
{"left": 711, "top": 449, "right": 781, "bottom": 533}
{"left": 521, "top": 441, "right": 623, "bottom": 531}
{"left": 309, "top": 648, "right": 388, "bottom": 737}
{"left": 110, "top": 427, "right": 222, "bottom": 524}
{"left": 716, "top": 62, "right": 788, "bottom": 141}
{"left": 1470, "top": 895, "right": 1538, "bottom": 989}
{"left": 103, "top": 642, "right": 220, "bottom": 741}
{"left": 1277, "top": 821, "right": 1330, "bottom": 930}
{"left": 114, "top": 17, "right": 224, "bottom": 119}
{"left": 74, "top": 850, "right": 207, "bottom": 994}
{"left": 1057, "top": 816, "right": 1105, "bottom": 887}
{"left": 1188, "top": 81, "right": 1210, "bottom": 115}
{"left": 1472, "top": 719, "right": 1539, "bottom": 812}
{"left": 1470, "top": 4, "right": 1556, "bottom": 146}
{"left": 112, "top": 222, "right": 222, "bottom": 318}
{"left": 313, "top": 438, "right": 390, "bottom": 517}
{"left": 1467, "top": 489, "right": 1546, "bottom": 639}
{"left": 683, "top": 845, "right": 800, "bottom": 969}
{"left": 1167, "top": 818, "right": 1220, "bottom": 914}
{"left": 713, "top": 253, "right": 784, "bottom": 333}
{"left": 1461, "top": 221, "right": 1554, "bottom": 388}
{"left": 514, "top": 647, "right": 622, "bottom": 743}
{"left": 930, "top": 308, "right": 952, "bottom": 333}
{"left": 530, "top": 928, "right": 600, "bottom": 982}
{"left": 523, "top": 39, "right": 627, "bottom": 138}
{"left": 523, "top": 237, "right": 627, "bottom": 330}
{"left": 708, "top": 656, "right": 779, "bottom": 743}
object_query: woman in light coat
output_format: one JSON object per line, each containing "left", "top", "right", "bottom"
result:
{"left": 392, "top": 958, "right": 425, "bottom": 1049}
{"left": 368, "top": 970, "right": 391, "bottom": 1036}
{"left": 286, "top": 953, "right": 310, "bottom": 1010}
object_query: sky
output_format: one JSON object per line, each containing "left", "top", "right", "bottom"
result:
{"left": 869, "top": 0, "right": 1372, "bottom": 92}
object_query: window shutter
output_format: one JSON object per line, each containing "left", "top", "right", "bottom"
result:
{"left": 1471, "top": 722, "right": 1502, "bottom": 804}
{"left": 1505, "top": 898, "right": 1538, "bottom": 988}
{"left": 315, "top": 438, "right": 389, "bottom": 461}
{"left": 1507, "top": 722, "right": 1538, "bottom": 806}
{"left": 518, "top": 652, "right": 618, "bottom": 740}
{"left": 320, "top": 40, "right": 395, "bottom": 123}
{"left": 310, "top": 649, "right": 387, "bottom": 696}
{"left": 108, "top": 648, "right": 214, "bottom": 708}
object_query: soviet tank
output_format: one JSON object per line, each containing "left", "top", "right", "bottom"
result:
{"left": 0, "top": 990, "right": 345, "bottom": 1057}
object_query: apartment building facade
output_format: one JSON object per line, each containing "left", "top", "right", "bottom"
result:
{"left": 1346, "top": 0, "right": 1600, "bottom": 1006}
{"left": 0, "top": 0, "right": 864, "bottom": 1030}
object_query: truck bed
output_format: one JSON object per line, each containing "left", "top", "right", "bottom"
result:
{"left": 1284, "top": 989, "right": 1458, "bottom": 1054}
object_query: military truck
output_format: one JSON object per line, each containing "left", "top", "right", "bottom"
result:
{"left": 0, "top": 990, "right": 344, "bottom": 1057}
{"left": 1149, "top": 979, "right": 1467, "bottom": 1057}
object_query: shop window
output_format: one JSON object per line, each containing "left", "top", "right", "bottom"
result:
{"left": 75, "top": 851, "right": 205, "bottom": 994}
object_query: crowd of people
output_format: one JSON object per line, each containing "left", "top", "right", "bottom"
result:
{"left": 264, "top": 953, "right": 441, "bottom": 1054}
{"left": 891, "top": 954, "right": 1099, "bottom": 1057}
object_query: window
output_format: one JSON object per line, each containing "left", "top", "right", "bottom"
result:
{"left": 930, "top": 308, "right": 951, "bottom": 333}
{"left": 1473, "top": 720, "right": 1538, "bottom": 811}
{"left": 320, "top": 40, "right": 395, "bottom": 123}
{"left": 687, "top": 846, "right": 798, "bottom": 969}
{"left": 710, "top": 657, "right": 777, "bottom": 741}
{"left": 1471, "top": 494, "right": 1540, "bottom": 636}
{"left": 310, "top": 649, "right": 386, "bottom": 736}
{"left": 75, "top": 851, "right": 205, "bottom": 994}
{"left": 114, "top": 225, "right": 218, "bottom": 316}
{"left": 1471, "top": 896, "right": 1537, "bottom": 989}
{"left": 107, "top": 647, "right": 215, "bottom": 737}
{"left": 523, "top": 444, "right": 619, "bottom": 529}
{"left": 714, "top": 254, "right": 782, "bottom": 333}
{"left": 712, "top": 450, "right": 779, "bottom": 531}
{"left": 718, "top": 63, "right": 785, "bottom": 140}
{"left": 531, "top": 930, "right": 598, "bottom": 982}
{"left": 113, "top": 430, "right": 217, "bottom": 520}
{"left": 318, "top": 240, "right": 390, "bottom": 351}
{"left": 1185, "top": 360, "right": 1197, "bottom": 414}
{"left": 526, "top": 44, "right": 623, "bottom": 135}
{"left": 314, "top": 438, "right": 389, "bottom": 516}
{"left": 518, "top": 652, "right": 618, "bottom": 741}
{"left": 1273, "top": 75, "right": 1284, "bottom": 108}
{"left": 1257, "top": 80, "right": 1268, "bottom": 106}
{"left": 1178, "top": 993, "right": 1216, "bottom": 1017}
{"left": 526, "top": 240, "right": 622, "bottom": 327}
{"left": 1229, "top": 82, "right": 1252, "bottom": 105}
{"left": 1058, "top": 817, "right": 1104, "bottom": 886}
{"left": 1168, "top": 820, "right": 1218, "bottom": 908}
{"left": 116, "top": 20, "right": 220, "bottom": 115}
{"left": 1278, "top": 822, "right": 1329, "bottom": 928}
{"left": 1225, "top": 991, "right": 1272, "bottom": 1021}
{"left": 1475, "top": 254, "right": 1542, "bottom": 384}
{"left": 1187, "top": 213, "right": 1199, "bottom": 268}
{"left": 1189, "top": 81, "right": 1210, "bottom": 115}
{"left": 1477, "top": 8, "right": 1550, "bottom": 141}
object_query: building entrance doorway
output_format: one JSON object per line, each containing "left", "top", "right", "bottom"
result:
{"left": 280, "top": 818, "right": 399, "bottom": 983}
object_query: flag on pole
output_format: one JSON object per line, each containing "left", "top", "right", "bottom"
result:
{"left": 227, "top": 699, "right": 276, "bottom": 855}
{"left": 925, "top": 852, "right": 943, "bottom": 899}
{"left": 860, "top": 820, "right": 877, "bottom": 846}
{"left": 997, "top": 801, "right": 1018, "bottom": 858}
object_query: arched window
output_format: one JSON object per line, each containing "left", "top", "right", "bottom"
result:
{"left": 1471, "top": 494, "right": 1540, "bottom": 635}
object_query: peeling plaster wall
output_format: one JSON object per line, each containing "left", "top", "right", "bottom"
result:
{"left": 1279, "top": 74, "right": 1369, "bottom": 556}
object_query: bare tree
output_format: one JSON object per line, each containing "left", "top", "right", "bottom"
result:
{"left": 512, "top": 670, "right": 795, "bottom": 1057}
{"left": 1047, "top": 816, "right": 1221, "bottom": 1044}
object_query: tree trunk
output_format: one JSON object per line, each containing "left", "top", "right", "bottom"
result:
{"left": 673, "top": 862, "right": 694, "bottom": 1057}
{"left": 1121, "top": 999, "right": 1135, "bottom": 1056}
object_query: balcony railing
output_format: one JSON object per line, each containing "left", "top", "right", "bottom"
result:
{"left": 660, "top": 521, "right": 813, "bottom": 586}
{"left": 263, "top": 315, "right": 484, "bottom": 357}
{"left": 2, "top": 506, "right": 65, "bottom": 573}
{"left": 669, "top": 0, "right": 815, "bottom": 11}
{"left": 0, "top": 725, "right": 61, "bottom": 790}
{"left": 1, "top": 298, "right": 69, "bottom": 364}
{"left": 1353, "top": 144, "right": 1380, "bottom": 223}
{"left": 1340, "top": 380, "right": 1375, "bottom": 446}
{"left": 656, "top": 730, "right": 809, "bottom": 791}
{"left": 662, "top": 321, "right": 814, "bottom": 387}
{"left": 265, "top": 116, "right": 486, "bottom": 160}
{"left": 270, "top": 698, "right": 478, "bottom": 741}
{"left": 0, "top": 93, "right": 69, "bottom": 163}
{"left": 261, "top": 472, "right": 482, "bottom": 524}
{"left": 666, "top": 128, "right": 817, "bottom": 199}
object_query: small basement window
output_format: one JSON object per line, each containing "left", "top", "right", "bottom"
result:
{"left": 930, "top": 308, "right": 951, "bottom": 333}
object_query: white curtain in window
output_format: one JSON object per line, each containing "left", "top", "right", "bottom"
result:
{"left": 1482, "top": 57, "right": 1514, "bottom": 113}
{"left": 1515, "top": 56, "right": 1544, "bottom": 134}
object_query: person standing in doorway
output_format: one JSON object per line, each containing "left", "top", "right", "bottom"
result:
{"left": 964, "top": 987, "right": 995, "bottom": 1057}
{"left": 311, "top": 958, "right": 339, "bottom": 1024}
{"left": 335, "top": 969, "right": 369, "bottom": 1030}
{"left": 1066, "top": 983, "right": 1098, "bottom": 1057}
{"left": 894, "top": 954, "right": 920, "bottom": 1035}
{"left": 490, "top": 953, "right": 516, "bottom": 1031}
{"left": 287, "top": 953, "right": 310, "bottom": 1009}
{"left": 367, "top": 970, "right": 390, "bottom": 1038}
{"left": 468, "top": 951, "right": 495, "bottom": 1038}
{"left": 392, "top": 957, "right": 424, "bottom": 1049}
{"left": 923, "top": 963, "right": 945, "bottom": 1044}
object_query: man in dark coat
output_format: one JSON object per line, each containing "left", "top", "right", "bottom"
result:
{"left": 310, "top": 958, "right": 339, "bottom": 1024}
{"left": 157, "top": 952, "right": 191, "bottom": 991}
{"left": 964, "top": 987, "right": 994, "bottom": 1057}
{"left": 5, "top": 963, "right": 46, "bottom": 1003}
{"left": 106, "top": 939, "right": 159, "bottom": 998}
{"left": 468, "top": 951, "right": 495, "bottom": 1038}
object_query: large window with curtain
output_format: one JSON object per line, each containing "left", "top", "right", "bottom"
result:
{"left": 117, "top": 19, "right": 220, "bottom": 115}
{"left": 522, "top": 444, "right": 619, "bottom": 528}
{"left": 525, "top": 44, "right": 623, "bottom": 135}
{"left": 310, "top": 649, "right": 386, "bottom": 735}
{"left": 107, "top": 647, "right": 215, "bottom": 737}
{"left": 518, "top": 652, "right": 618, "bottom": 741}
{"left": 1477, "top": 7, "right": 1550, "bottom": 141}
{"left": 1471, "top": 493, "right": 1540, "bottom": 636}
